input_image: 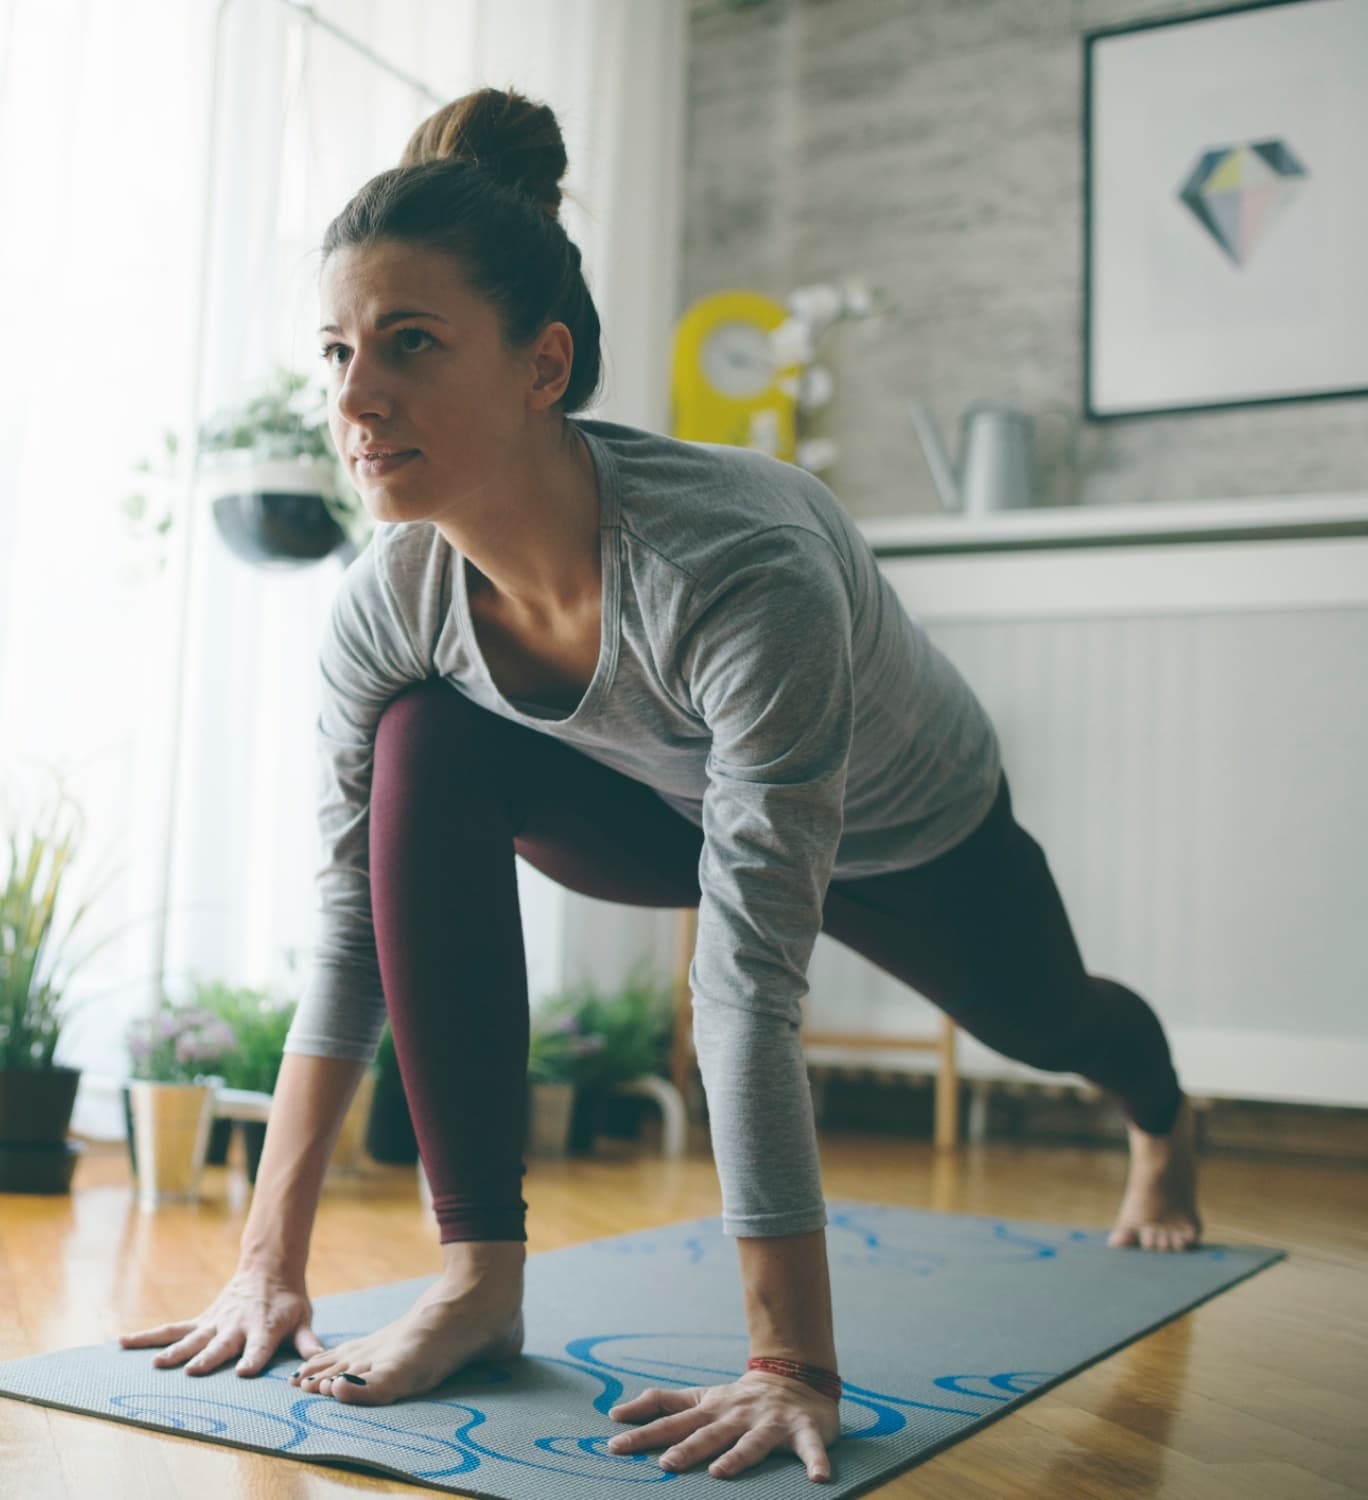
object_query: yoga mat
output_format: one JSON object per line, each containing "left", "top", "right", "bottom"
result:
{"left": 0, "top": 1199, "right": 1283, "bottom": 1497}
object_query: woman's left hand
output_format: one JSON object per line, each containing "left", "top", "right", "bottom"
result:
{"left": 605, "top": 1368, "right": 840, "bottom": 1482}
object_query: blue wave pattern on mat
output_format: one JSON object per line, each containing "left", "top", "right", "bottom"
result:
{"left": 0, "top": 1199, "right": 1281, "bottom": 1498}
{"left": 86, "top": 1341, "right": 1010, "bottom": 1483}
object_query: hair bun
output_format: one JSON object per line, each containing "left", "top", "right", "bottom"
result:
{"left": 399, "top": 85, "right": 567, "bottom": 221}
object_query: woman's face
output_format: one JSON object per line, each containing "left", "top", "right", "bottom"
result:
{"left": 318, "top": 238, "right": 544, "bottom": 525}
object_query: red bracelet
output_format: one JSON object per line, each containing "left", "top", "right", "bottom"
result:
{"left": 746, "top": 1355, "right": 842, "bottom": 1402}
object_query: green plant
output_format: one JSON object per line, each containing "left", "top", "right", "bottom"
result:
{"left": 527, "top": 1010, "right": 601, "bottom": 1085}
{"left": 531, "top": 958, "right": 675, "bottom": 1090}
{"left": 1, "top": 777, "right": 115, "bottom": 1071}
{"left": 120, "top": 363, "right": 372, "bottom": 563}
{"left": 186, "top": 976, "right": 297, "bottom": 1094}
{"left": 126, "top": 1002, "right": 236, "bottom": 1084}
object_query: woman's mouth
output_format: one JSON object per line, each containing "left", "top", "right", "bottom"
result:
{"left": 357, "top": 450, "right": 419, "bottom": 477}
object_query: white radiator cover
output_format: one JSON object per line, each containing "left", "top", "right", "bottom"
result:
{"left": 806, "top": 533, "right": 1368, "bottom": 1111}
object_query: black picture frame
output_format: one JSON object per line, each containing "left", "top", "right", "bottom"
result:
{"left": 1082, "top": 0, "right": 1368, "bottom": 421}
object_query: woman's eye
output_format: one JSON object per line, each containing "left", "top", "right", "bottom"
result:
{"left": 318, "top": 328, "right": 434, "bottom": 366}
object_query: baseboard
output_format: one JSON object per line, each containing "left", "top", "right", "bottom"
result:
{"left": 806, "top": 1068, "right": 1368, "bottom": 1163}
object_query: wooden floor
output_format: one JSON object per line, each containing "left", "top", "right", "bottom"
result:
{"left": 1, "top": 1124, "right": 1365, "bottom": 1498}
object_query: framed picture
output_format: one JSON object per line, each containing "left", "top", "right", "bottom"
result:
{"left": 1083, "top": 0, "right": 1368, "bottom": 420}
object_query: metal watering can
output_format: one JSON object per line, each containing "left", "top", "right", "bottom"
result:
{"left": 907, "top": 398, "right": 1077, "bottom": 517}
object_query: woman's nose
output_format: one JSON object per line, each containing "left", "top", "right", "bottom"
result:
{"left": 334, "top": 355, "right": 392, "bottom": 425}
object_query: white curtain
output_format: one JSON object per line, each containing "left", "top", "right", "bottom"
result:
{"left": 0, "top": 0, "right": 688, "bottom": 1137}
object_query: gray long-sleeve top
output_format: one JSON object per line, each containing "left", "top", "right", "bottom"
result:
{"left": 282, "top": 416, "right": 1002, "bottom": 1237}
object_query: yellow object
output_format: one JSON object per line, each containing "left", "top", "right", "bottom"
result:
{"left": 670, "top": 289, "right": 800, "bottom": 459}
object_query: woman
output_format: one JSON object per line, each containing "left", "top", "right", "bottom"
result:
{"left": 120, "top": 87, "right": 1202, "bottom": 1485}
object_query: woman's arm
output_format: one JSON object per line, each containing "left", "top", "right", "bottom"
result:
{"left": 237, "top": 1051, "right": 370, "bottom": 1281}
{"left": 736, "top": 1229, "right": 838, "bottom": 1370}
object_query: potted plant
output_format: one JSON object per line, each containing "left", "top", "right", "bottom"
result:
{"left": 535, "top": 959, "right": 676, "bottom": 1155}
{"left": 120, "top": 364, "right": 373, "bottom": 573}
{"left": 187, "top": 976, "right": 297, "bottom": 1182}
{"left": 365, "top": 1022, "right": 419, "bottom": 1165}
{"left": 123, "top": 1003, "right": 236, "bottom": 1209}
{"left": 0, "top": 777, "right": 113, "bottom": 1194}
{"left": 525, "top": 1011, "right": 602, "bottom": 1157}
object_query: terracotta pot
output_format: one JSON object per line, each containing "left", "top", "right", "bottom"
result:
{"left": 528, "top": 1080, "right": 576, "bottom": 1158}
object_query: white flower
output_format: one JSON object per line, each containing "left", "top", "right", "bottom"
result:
{"left": 796, "top": 437, "right": 839, "bottom": 473}
{"left": 786, "top": 283, "right": 844, "bottom": 326}
{"left": 797, "top": 364, "right": 835, "bottom": 412}
{"left": 770, "top": 319, "right": 815, "bottom": 368}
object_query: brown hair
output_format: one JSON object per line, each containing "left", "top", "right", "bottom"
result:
{"left": 320, "top": 86, "right": 603, "bottom": 417}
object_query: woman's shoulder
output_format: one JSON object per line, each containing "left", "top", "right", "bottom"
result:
{"left": 579, "top": 417, "right": 854, "bottom": 596}
{"left": 328, "top": 522, "right": 452, "bottom": 671}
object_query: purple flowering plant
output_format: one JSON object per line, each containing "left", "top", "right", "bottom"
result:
{"left": 527, "top": 1009, "right": 606, "bottom": 1085}
{"left": 126, "top": 1003, "right": 237, "bottom": 1084}
{"left": 527, "top": 958, "right": 673, "bottom": 1089}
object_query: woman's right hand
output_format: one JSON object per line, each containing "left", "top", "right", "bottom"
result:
{"left": 118, "top": 1263, "right": 328, "bottom": 1377}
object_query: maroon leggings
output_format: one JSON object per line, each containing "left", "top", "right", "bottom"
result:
{"left": 368, "top": 679, "right": 1184, "bottom": 1244}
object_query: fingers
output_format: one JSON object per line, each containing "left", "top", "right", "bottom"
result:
{"left": 793, "top": 1425, "right": 833, "bottom": 1482}
{"left": 669, "top": 1420, "right": 831, "bottom": 1483}
{"left": 703, "top": 1426, "right": 775, "bottom": 1479}
{"left": 607, "top": 1386, "right": 693, "bottom": 1421}
{"left": 606, "top": 1404, "right": 712, "bottom": 1458}
{"left": 292, "top": 1325, "right": 327, "bottom": 1360}
{"left": 235, "top": 1336, "right": 282, "bottom": 1376}
{"left": 239, "top": 1318, "right": 323, "bottom": 1377}
{"left": 183, "top": 1331, "right": 246, "bottom": 1375}
{"left": 121, "top": 1320, "right": 246, "bottom": 1374}
{"left": 118, "top": 1321, "right": 194, "bottom": 1348}
{"left": 149, "top": 1327, "right": 218, "bottom": 1368}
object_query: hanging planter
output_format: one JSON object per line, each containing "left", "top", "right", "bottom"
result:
{"left": 119, "top": 364, "right": 372, "bottom": 575}
{"left": 202, "top": 453, "right": 352, "bottom": 569}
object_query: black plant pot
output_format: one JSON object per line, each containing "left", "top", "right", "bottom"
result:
{"left": 597, "top": 1091, "right": 650, "bottom": 1141}
{"left": 205, "top": 1116, "right": 234, "bottom": 1166}
{"left": 212, "top": 490, "right": 348, "bottom": 568}
{"left": 365, "top": 1044, "right": 418, "bottom": 1165}
{"left": 0, "top": 1065, "right": 84, "bottom": 1193}
{"left": 240, "top": 1120, "right": 269, "bottom": 1183}
{"left": 569, "top": 1087, "right": 609, "bottom": 1155}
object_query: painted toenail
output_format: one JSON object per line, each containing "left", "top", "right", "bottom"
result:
{"left": 341, "top": 1372, "right": 367, "bottom": 1385}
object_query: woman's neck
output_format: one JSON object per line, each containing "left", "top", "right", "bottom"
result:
{"left": 440, "top": 422, "right": 601, "bottom": 623}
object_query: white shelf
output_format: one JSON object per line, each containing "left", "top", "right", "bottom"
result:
{"left": 854, "top": 491, "right": 1368, "bottom": 554}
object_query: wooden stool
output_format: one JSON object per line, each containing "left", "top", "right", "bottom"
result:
{"left": 669, "top": 909, "right": 960, "bottom": 1150}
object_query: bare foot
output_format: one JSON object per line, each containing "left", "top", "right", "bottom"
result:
{"left": 1107, "top": 1093, "right": 1204, "bottom": 1252}
{"left": 288, "top": 1254, "right": 525, "bottom": 1405}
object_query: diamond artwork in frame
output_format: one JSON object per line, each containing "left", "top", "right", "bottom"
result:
{"left": 1083, "top": 0, "right": 1368, "bottom": 420}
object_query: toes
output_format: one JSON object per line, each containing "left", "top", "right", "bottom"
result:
{"left": 332, "top": 1376, "right": 380, "bottom": 1405}
{"left": 1107, "top": 1225, "right": 1138, "bottom": 1249}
